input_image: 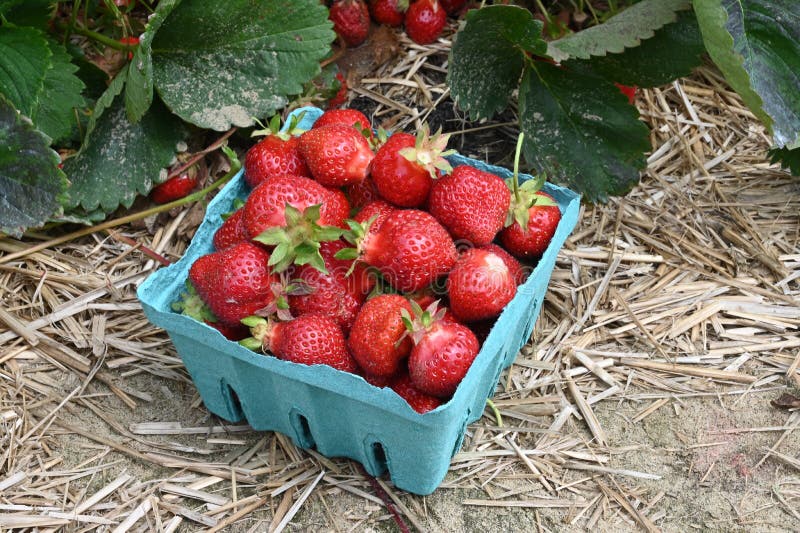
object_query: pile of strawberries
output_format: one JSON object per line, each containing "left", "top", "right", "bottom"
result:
{"left": 328, "top": 0, "right": 467, "bottom": 47}
{"left": 176, "top": 108, "right": 561, "bottom": 414}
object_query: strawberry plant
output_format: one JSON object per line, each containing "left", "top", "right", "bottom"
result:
{"left": 448, "top": 0, "right": 800, "bottom": 201}
{"left": 0, "top": 0, "right": 335, "bottom": 236}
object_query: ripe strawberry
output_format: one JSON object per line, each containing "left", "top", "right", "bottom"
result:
{"left": 482, "top": 243, "right": 527, "bottom": 285}
{"left": 313, "top": 108, "right": 372, "bottom": 135}
{"left": 499, "top": 190, "right": 561, "bottom": 259}
{"left": 119, "top": 35, "right": 139, "bottom": 60}
{"left": 328, "top": 72, "right": 349, "bottom": 108}
{"left": 439, "top": 0, "right": 467, "bottom": 15}
{"left": 324, "top": 187, "right": 353, "bottom": 229}
{"left": 243, "top": 174, "right": 347, "bottom": 239}
{"left": 213, "top": 207, "right": 248, "bottom": 250}
{"left": 245, "top": 314, "right": 358, "bottom": 373}
{"left": 348, "top": 294, "right": 413, "bottom": 377}
{"left": 370, "top": 127, "right": 452, "bottom": 207}
{"left": 289, "top": 240, "right": 374, "bottom": 332}
{"left": 172, "top": 281, "right": 249, "bottom": 340}
{"left": 330, "top": 0, "right": 371, "bottom": 47}
{"left": 353, "top": 199, "right": 395, "bottom": 229}
{"left": 188, "top": 242, "right": 279, "bottom": 326}
{"left": 447, "top": 248, "right": 517, "bottom": 322}
{"left": 390, "top": 371, "right": 442, "bottom": 413}
{"left": 615, "top": 83, "right": 637, "bottom": 104}
{"left": 370, "top": 0, "right": 407, "bottom": 27}
{"left": 428, "top": 165, "right": 510, "bottom": 246}
{"left": 404, "top": 0, "right": 446, "bottom": 45}
{"left": 150, "top": 171, "right": 198, "bottom": 204}
{"left": 346, "top": 176, "right": 381, "bottom": 209}
{"left": 298, "top": 124, "right": 374, "bottom": 187}
{"left": 244, "top": 114, "right": 310, "bottom": 188}
{"left": 347, "top": 209, "right": 457, "bottom": 292}
{"left": 405, "top": 302, "right": 479, "bottom": 397}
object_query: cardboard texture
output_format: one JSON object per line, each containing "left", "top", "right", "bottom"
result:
{"left": 137, "top": 107, "right": 581, "bottom": 494}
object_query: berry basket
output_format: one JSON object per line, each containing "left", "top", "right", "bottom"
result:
{"left": 137, "top": 107, "right": 581, "bottom": 495}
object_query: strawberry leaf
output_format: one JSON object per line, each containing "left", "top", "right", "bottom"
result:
{"left": 447, "top": 5, "right": 546, "bottom": 120}
{"left": 32, "top": 40, "right": 86, "bottom": 145}
{"left": 0, "top": 25, "right": 51, "bottom": 119}
{"left": 151, "top": 0, "right": 335, "bottom": 130}
{"left": 0, "top": 94, "right": 69, "bottom": 237}
{"left": 769, "top": 146, "right": 800, "bottom": 176}
{"left": 547, "top": 0, "right": 691, "bottom": 62}
{"left": 519, "top": 62, "right": 650, "bottom": 202}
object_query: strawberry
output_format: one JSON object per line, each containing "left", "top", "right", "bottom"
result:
{"left": 499, "top": 190, "right": 561, "bottom": 259}
{"left": 346, "top": 176, "right": 381, "bottom": 209}
{"left": 172, "top": 281, "right": 249, "bottom": 340}
{"left": 119, "top": 35, "right": 139, "bottom": 60}
{"left": 298, "top": 124, "right": 374, "bottom": 187}
{"left": 370, "top": 0, "right": 407, "bottom": 26}
{"left": 344, "top": 209, "right": 457, "bottom": 292}
{"left": 370, "top": 127, "right": 453, "bottom": 207}
{"left": 439, "top": 0, "right": 467, "bottom": 15}
{"left": 404, "top": 0, "right": 446, "bottom": 45}
{"left": 213, "top": 207, "right": 248, "bottom": 250}
{"left": 289, "top": 240, "right": 374, "bottom": 332}
{"left": 244, "top": 314, "right": 359, "bottom": 373}
{"left": 324, "top": 187, "right": 353, "bottom": 229}
{"left": 313, "top": 108, "right": 372, "bottom": 135}
{"left": 352, "top": 199, "right": 395, "bottom": 229}
{"left": 150, "top": 171, "right": 198, "bottom": 204}
{"left": 328, "top": 72, "right": 349, "bottom": 108}
{"left": 404, "top": 301, "right": 479, "bottom": 397}
{"left": 615, "top": 83, "right": 637, "bottom": 104}
{"left": 244, "top": 114, "right": 310, "bottom": 188}
{"left": 330, "top": 0, "right": 371, "bottom": 47}
{"left": 348, "top": 294, "right": 414, "bottom": 377}
{"left": 428, "top": 165, "right": 510, "bottom": 246}
{"left": 188, "top": 242, "right": 279, "bottom": 326}
{"left": 447, "top": 247, "right": 517, "bottom": 322}
{"left": 481, "top": 243, "right": 527, "bottom": 285}
{"left": 390, "top": 371, "right": 442, "bottom": 413}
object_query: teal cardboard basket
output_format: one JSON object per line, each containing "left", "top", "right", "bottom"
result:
{"left": 137, "top": 107, "right": 581, "bottom": 495}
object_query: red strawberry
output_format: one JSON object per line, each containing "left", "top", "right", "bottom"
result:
{"left": 119, "top": 35, "right": 139, "bottom": 60}
{"left": 370, "top": 0, "right": 407, "bottom": 26}
{"left": 481, "top": 243, "right": 527, "bottom": 285}
{"left": 355, "top": 209, "right": 457, "bottom": 292}
{"left": 246, "top": 314, "right": 358, "bottom": 373}
{"left": 615, "top": 83, "right": 637, "bottom": 104}
{"left": 428, "top": 165, "right": 510, "bottom": 246}
{"left": 330, "top": 0, "right": 371, "bottom": 47}
{"left": 313, "top": 108, "right": 372, "bottom": 135}
{"left": 447, "top": 248, "right": 517, "bottom": 322}
{"left": 346, "top": 176, "right": 381, "bottom": 209}
{"left": 188, "top": 242, "right": 279, "bottom": 326}
{"left": 244, "top": 114, "right": 310, "bottom": 188}
{"left": 324, "top": 187, "right": 353, "bottom": 229}
{"left": 353, "top": 199, "right": 395, "bottom": 229}
{"left": 289, "top": 240, "right": 374, "bottom": 332}
{"left": 173, "top": 281, "right": 249, "bottom": 340}
{"left": 406, "top": 304, "right": 479, "bottom": 397}
{"left": 370, "top": 127, "right": 452, "bottom": 207}
{"left": 150, "top": 171, "right": 198, "bottom": 204}
{"left": 499, "top": 190, "right": 561, "bottom": 259}
{"left": 243, "top": 175, "right": 346, "bottom": 239}
{"left": 328, "top": 72, "right": 349, "bottom": 108}
{"left": 390, "top": 371, "right": 442, "bottom": 413}
{"left": 348, "top": 294, "right": 414, "bottom": 377}
{"left": 439, "top": 0, "right": 467, "bottom": 15}
{"left": 298, "top": 124, "right": 374, "bottom": 187}
{"left": 213, "top": 207, "right": 248, "bottom": 250}
{"left": 404, "top": 0, "right": 446, "bottom": 45}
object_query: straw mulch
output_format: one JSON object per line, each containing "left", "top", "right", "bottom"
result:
{"left": 1, "top": 27, "right": 799, "bottom": 532}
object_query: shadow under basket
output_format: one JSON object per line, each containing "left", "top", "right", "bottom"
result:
{"left": 137, "top": 106, "right": 581, "bottom": 495}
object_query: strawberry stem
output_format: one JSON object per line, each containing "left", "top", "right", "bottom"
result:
{"left": 486, "top": 398, "right": 503, "bottom": 427}
{"left": 511, "top": 132, "right": 525, "bottom": 204}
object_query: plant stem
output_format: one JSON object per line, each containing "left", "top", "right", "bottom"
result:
{"left": 486, "top": 398, "right": 503, "bottom": 427}
{"left": 0, "top": 154, "right": 242, "bottom": 266}
{"left": 66, "top": 23, "right": 128, "bottom": 50}
{"left": 511, "top": 132, "right": 525, "bottom": 204}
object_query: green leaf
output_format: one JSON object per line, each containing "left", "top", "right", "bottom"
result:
{"left": 31, "top": 40, "right": 86, "bottom": 144}
{"left": 519, "top": 63, "right": 650, "bottom": 202}
{"left": 447, "top": 5, "right": 546, "bottom": 120}
{"left": 547, "top": 0, "right": 691, "bottom": 62}
{"left": 768, "top": 146, "right": 800, "bottom": 176}
{"left": 565, "top": 10, "right": 706, "bottom": 88}
{"left": 62, "top": 96, "right": 186, "bottom": 213}
{"left": 0, "top": 0, "right": 52, "bottom": 29}
{"left": 151, "top": 0, "right": 335, "bottom": 130}
{"left": 125, "top": 0, "right": 181, "bottom": 122}
{"left": 696, "top": 0, "right": 800, "bottom": 149}
{"left": 0, "top": 94, "right": 68, "bottom": 237}
{"left": 84, "top": 65, "right": 128, "bottom": 143}
{"left": 0, "top": 24, "right": 51, "bottom": 118}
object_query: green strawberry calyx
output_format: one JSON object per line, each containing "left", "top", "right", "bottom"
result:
{"left": 251, "top": 111, "right": 307, "bottom": 141}
{"left": 253, "top": 203, "right": 344, "bottom": 274}
{"left": 239, "top": 315, "right": 271, "bottom": 352}
{"left": 398, "top": 125, "right": 456, "bottom": 179}
{"left": 172, "top": 281, "right": 217, "bottom": 323}
{"left": 400, "top": 299, "right": 448, "bottom": 346}
{"left": 504, "top": 132, "right": 557, "bottom": 230}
